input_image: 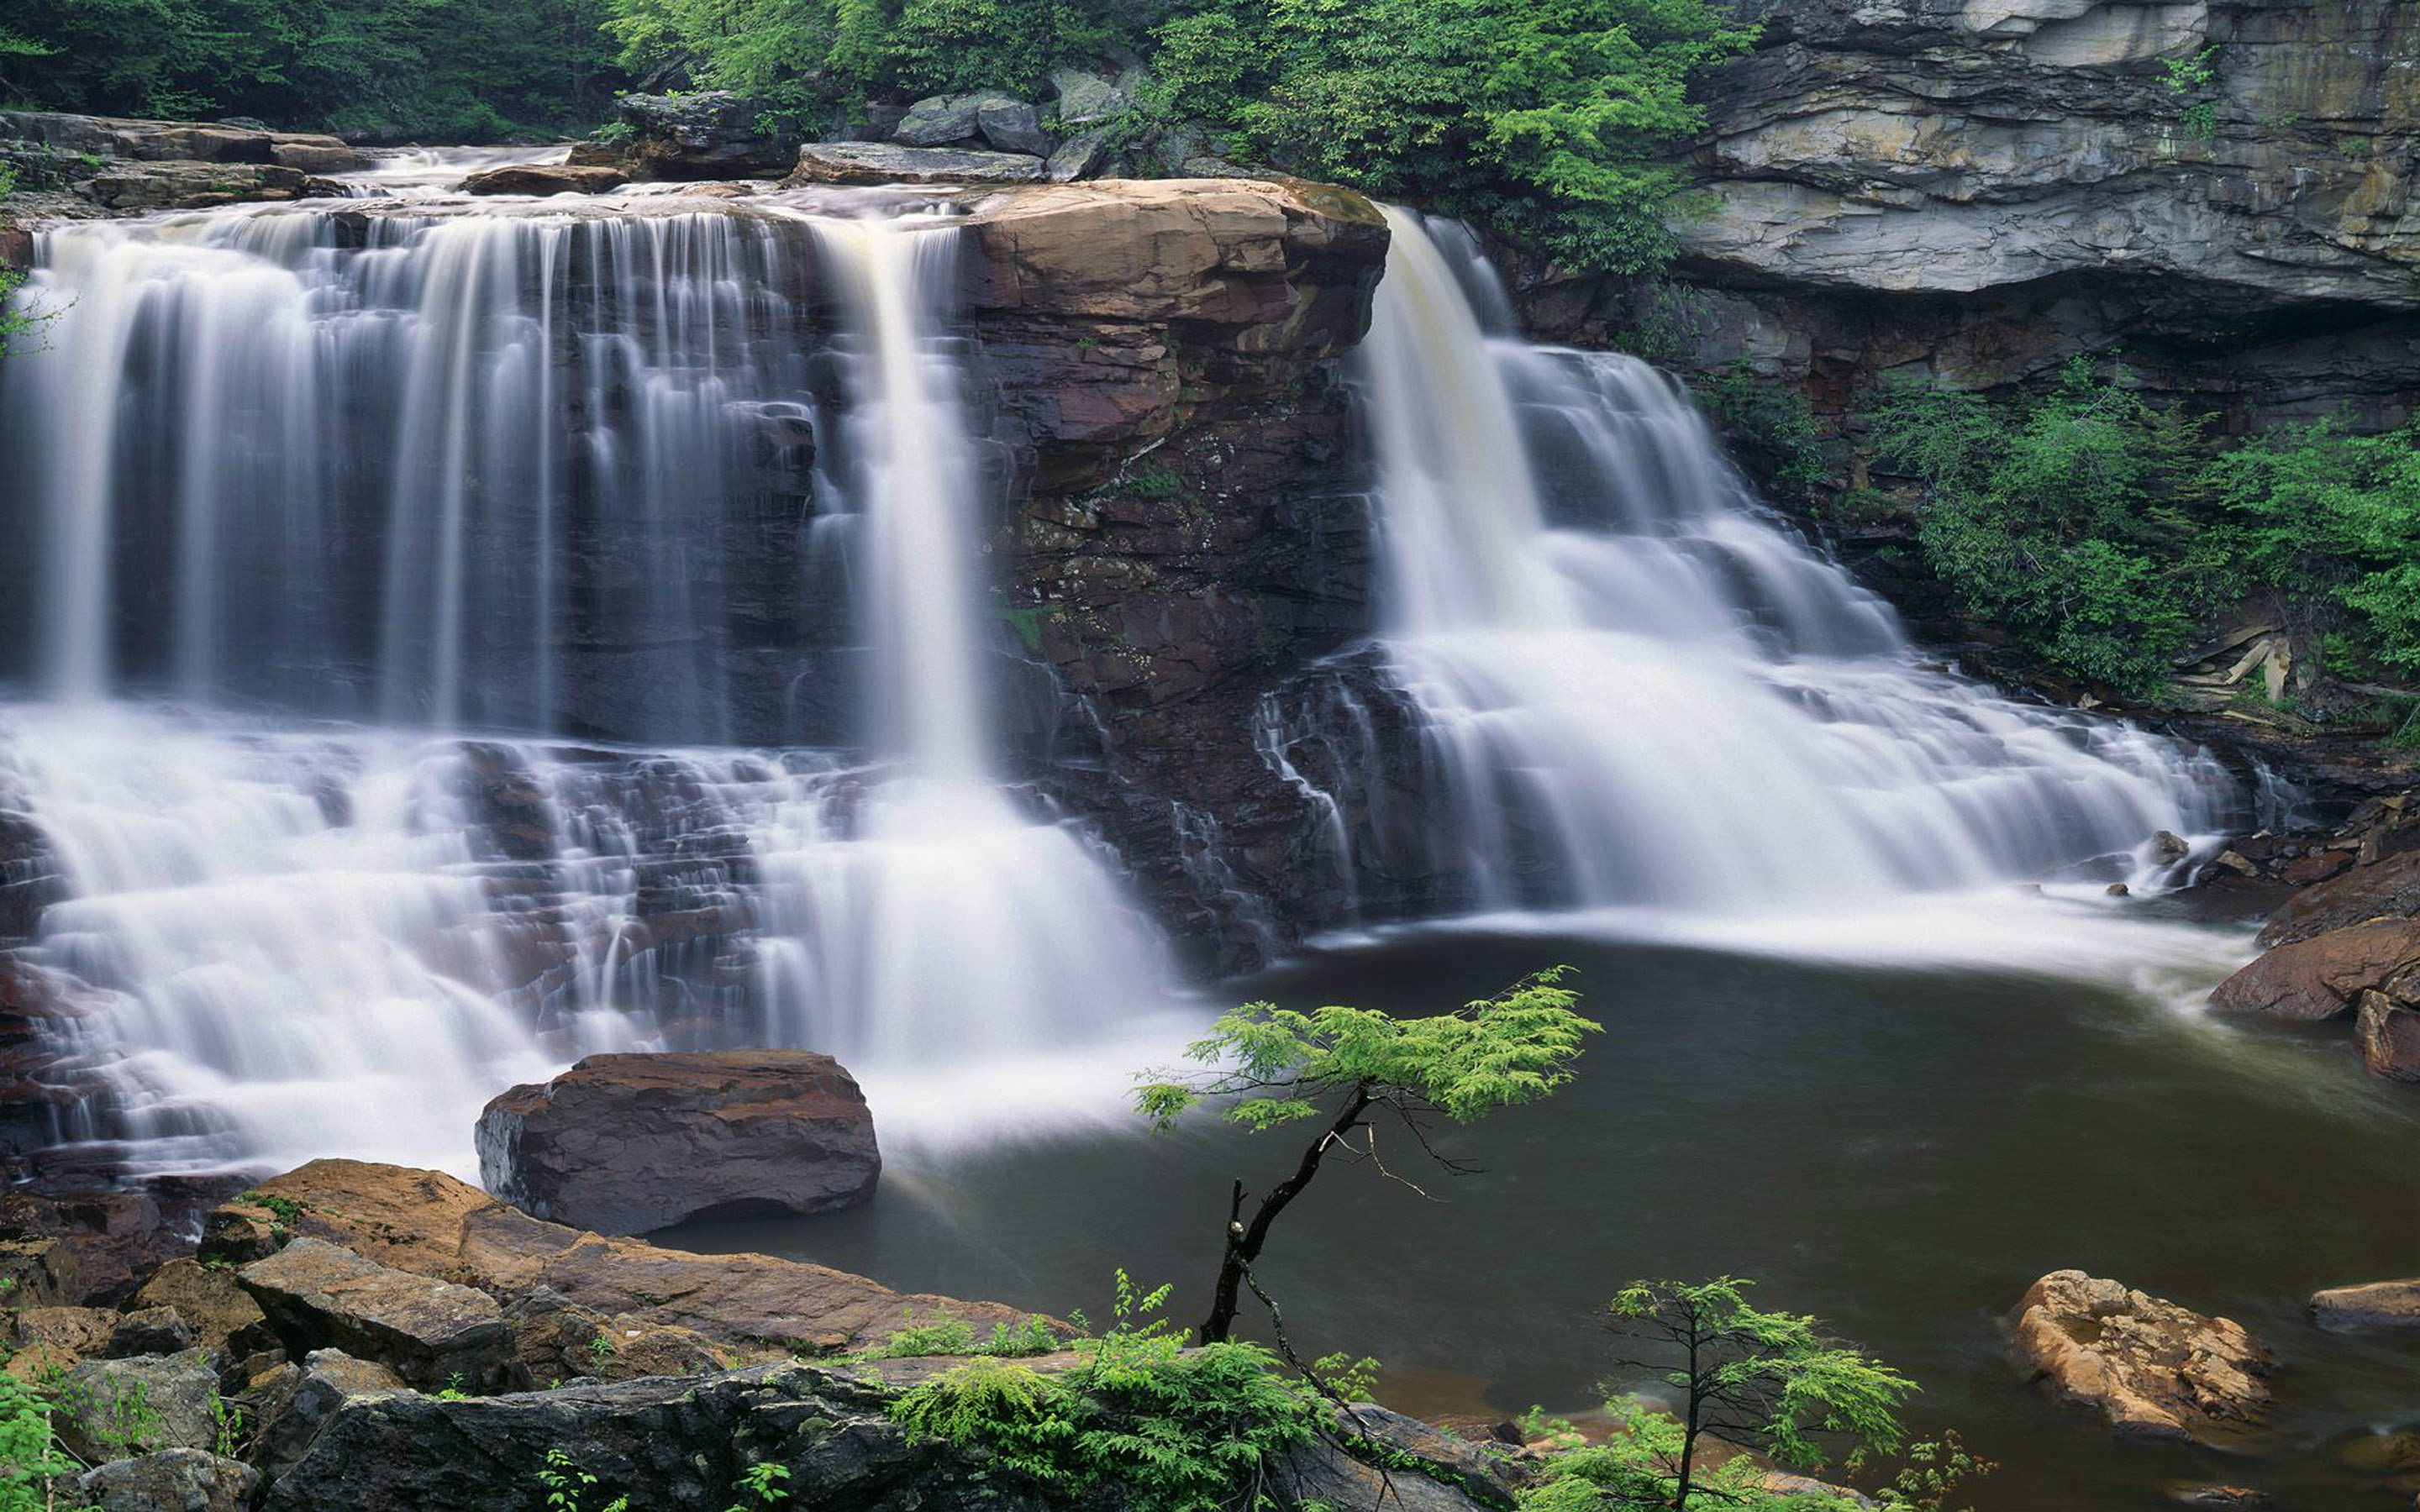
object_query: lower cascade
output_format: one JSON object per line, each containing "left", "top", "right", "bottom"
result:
{"left": 0, "top": 182, "right": 1167, "bottom": 1175}
{"left": 1263, "top": 208, "right": 2242, "bottom": 916}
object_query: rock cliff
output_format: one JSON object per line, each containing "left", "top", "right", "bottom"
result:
{"left": 1522, "top": 0, "right": 2418, "bottom": 433}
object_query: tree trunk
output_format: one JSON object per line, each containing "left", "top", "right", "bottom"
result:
{"left": 1197, "top": 1083, "right": 1373, "bottom": 1344}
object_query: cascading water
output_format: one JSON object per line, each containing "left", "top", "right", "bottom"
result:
{"left": 1267, "top": 207, "right": 2238, "bottom": 915}
{"left": 0, "top": 177, "right": 1165, "bottom": 1176}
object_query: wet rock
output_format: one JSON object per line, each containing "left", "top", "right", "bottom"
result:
{"left": 85, "top": 161, "right": 345, "bottom": 211}
{"left": 787, "top": 141, "right": 1044, "bottom": 185}
{"left": 477, "top": 1050, "right": 880, "bottom": 1235}
{"left": 2206, "top": 920, "right": 2420, "bottom": 1020}
{"left": 130, "top": 1258, "right": 276, "bottom": 1358}
{"left": 253, "top": 1348, "right": 410, "bottom": 1474}
{"left": 105, "top": 1307, "right": 194, "bottom": 1358}
{"left": 1050, "top": 66, "right": 1134, "bottom": 127}
{"left": 206, "top": 1159, "right": 1041, "bottom": 1357}
{"left": 2168, "top": 1488, "right": 2274, "bottom": 1512}
{"left": 2355, "top": 991, "right": 2420, "bottom": 1082}
{"left": 2010, "top": 1270, "right": 2273, "bottom": 1446}
{"left": 606, "top": 91, "right": 801, "bottom": 179}
{"left": 459, "top": 163, "right": 629, "bottom": 196}
{"left": 0, "top": 108, "right": 360, "bottom": 171}
{"left": 2310, "top": 1277, "right": 2420, "bottom": 1331}
{"left": 2259, "top": 848, "right": 2420, "bottom": 949}
{"left": 238, "top": 1236, "right": 512, "bottom": 1391}
{"left": 55, "top": 1349, "right": 222, "bottom": 1462}
{"left": 73, "top": 1448, "right": 258, "bottom": 1512}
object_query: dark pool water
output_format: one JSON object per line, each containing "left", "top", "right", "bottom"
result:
{"left": 665, "top": 921, "right": 2420, "bottom": 1511}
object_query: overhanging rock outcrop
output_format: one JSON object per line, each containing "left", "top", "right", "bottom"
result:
{"left": 1528, "top": 0, "right": 2419, "bottom": 431}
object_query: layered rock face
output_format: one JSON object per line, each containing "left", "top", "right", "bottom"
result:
{"left": 1525, "top": 0, "right": 2418, "bottom": 432}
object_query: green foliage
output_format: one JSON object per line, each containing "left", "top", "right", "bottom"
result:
{"left": 2206, "top": 419, "right": 2420, "bottom": 674}
{"left": 1870, "top": 362, "right": 2217, "bottom": 693}
{"left": 0, "top": 1373, "right": 84, "bottom": 1512}
{"left": 1138, "top": 966, "right": 1597, "bottom": 1132}
{"left": 1870, "top": 365, "right": 2420, "bottom": 704}
{"left": 1694, "top": 361, "right": 1823, "bottom": 497}
{"left": 536, "top": 1446, "right": 631, "bottom": 1512}
{"left": 2159, "top": 45, "right": 2220, "bottom": 140}
{"left": 890, "top": 1274, "right": 1323, "bottom": 1512}
{"left": 1515, "top": 1281, "right": 1985, "bottom": 1512}
{"left": 858, "top": 1305, "right": 1060, "bottom": 1360}
{"left": 4, "top": 0, "right": 625, "bottom": 139}
{"left": 725, "top": 1461, "right": 791, "bottom": 1509}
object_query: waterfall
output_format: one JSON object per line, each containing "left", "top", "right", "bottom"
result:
{"left": 0, "top": 186, "right": 1164, "bottom": 1177}
{"left": 1268, "top": 207, "right": 2236, "bottom": 914}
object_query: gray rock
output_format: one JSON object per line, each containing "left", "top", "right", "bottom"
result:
{"left": 105, "top": 1308, "right": 194, "bottom": 1359}
{"left": 787, "top": 141, "right": 1044, "bottom": 186}
{"left": 74, "top": 1449, "right": 258, "bottom": 1512}
{"left": 55, "top": 1350, "right": 221, "bottom": 1463}
{"left": 1045, "top": 129, "right": 1117, "bottom": 182}
{"left": 1050, "top": 66, "right": 1134, "bottom": 126}
{"left": 254, "top": 1347, "right": 411, "bottom": 1473}
{"left": 476, "top": 1050, "right": 880, "bottom": 1236}
{"left": 239, "top": 1237, "right": 512, "bottom": 1391}
{"left": 607, "top": 91, "right": 799, "bottom": 179}
{"left": 895, "top": 92, "right": 1021, "bottom": 148}
{"left": 267, "top": 1362, "right": 1508, "bottom": 1512}
{"left": 977, "top": 97, "right": 1052, "bottom": 156}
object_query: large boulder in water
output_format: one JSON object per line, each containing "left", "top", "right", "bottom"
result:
{"left": 596, "top": 91, "right": 802, "bottom": 179}
{"left": 2258, "top": 848, "right": 2420, "bottom": 948}
{"left": 2011, "top": 1271, "right": 2274, "bottom": 1446}
{"left": 459, "top": 162, "right": 629, "bottom": 197}
{"left": 2310, "top": 1277, "right": 2420, "bottom": 1331}
{"left": 476, "top": 1050, "right": 879, "bottom": 1235}
{"left": 2207, "top": 918, "right": 2420, "bottom": 1020}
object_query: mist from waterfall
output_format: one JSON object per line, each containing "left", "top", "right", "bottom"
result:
{"left": 0, "top": 188, "right": 1165, "bottom": 1176}
{"left": 1265, "top": 207, "right": 2239, "bottom": 916}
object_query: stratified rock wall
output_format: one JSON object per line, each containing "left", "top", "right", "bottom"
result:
{"left": 1523, "top": 0, "right": 2418, "bottom": 431}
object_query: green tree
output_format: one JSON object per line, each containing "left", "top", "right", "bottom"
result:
{"left": 1137, "top": 968, "right": 1597, "bottom": 1345}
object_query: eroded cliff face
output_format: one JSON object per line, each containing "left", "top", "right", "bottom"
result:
{"left": 1523, "top": 0, "right": 2418, "bottom": 431}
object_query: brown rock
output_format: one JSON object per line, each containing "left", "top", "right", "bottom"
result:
{"left": 206, "top": 1159, "right": 1043, "bottom": 1357}
{"left": 458, "top": 163, "right": 629, "bottom": 197}
{"left": 2011, "top": 1270, "right": 2273, "bottom": 1446}
{"left": 2310, "top": 1277, "right": 2420, "bottom": 1331}
{"left": 131, "top": 1258, "right": 276, "bottom": 1357}
{"left": 85, "top": 161, "right": 345, "bottom": 212}
{"left": 2356, "top": 992, "right": 2420, "bottom": 1082}
{"left": 477, "top": 1050, "right": 879, "bottom": 1235}
{"left": 2259, "top": 848, "right": 2420, "bottom": 948}
{"left": 5, "top": 1305, "right": 114, "bottom": 1378}
{"left": 591, "top": 1321, "right": 729, "bottom": 1381}
{"left": 2282, "top": 850, "right": 2355, "bottom": 885}
{"left": 238, "top": 1237, "right": 511, "bottom": 1391}
{"left": 2207, "top": 920, "right": 2420, "bottom": 1020}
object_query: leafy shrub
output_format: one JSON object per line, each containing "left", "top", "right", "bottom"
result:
{"left": 1694, "top": 361, "right": 1824, "bottom": 497}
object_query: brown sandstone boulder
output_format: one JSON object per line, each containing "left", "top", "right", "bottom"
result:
{"left": 131, "top": 1258, "right": 276, "bottom": 1357}
{"left": 2207, "top": 920, "right": 2420, "bottom": 1020}
{"left": 201, "top": 1159, "right": 1044, "bottom": 1357}
{"left": 2311, "top": 1278, "right": 2420, "bottom": 1331}
{"left": 238, "top": 1237, "right": 512, "bottom": 1391}
{"left": 4, "top": 1305, "right": 115, "bottom": 1378}
{"left": 2011, "top": 1271, "right": 2273, "bottom": 1446}
{"left": 85, "top": 161, "right": 346, "bottom": 211}
{"left": 459, "top": 163, "right": 629, "bottom": 197}
{"left": 2355, "top": 992, "right": 2420, "bottom": 1082}
{"left": 104, "top": 1306, "right": 193, "bottom": 1357}
{"left": 476, "top": 1050, "right": 880, "bottom": 1235}
{"left": 2259, "top": 848, "right": 2420, "bottom": 948}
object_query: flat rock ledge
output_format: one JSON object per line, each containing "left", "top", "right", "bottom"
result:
{"left": 2011, "top": 1271, "right": 2274, "bottom": 1447}
{"left": 787, "top": 140, "right": 1044, "bottom": 186}
{"left": 2309, "top": 1278, "right": 2420, "bottom": 1332}
{"left": 476, "top": 1049, "right": 880, "bottom": 1236}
